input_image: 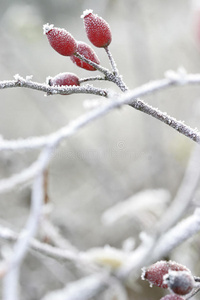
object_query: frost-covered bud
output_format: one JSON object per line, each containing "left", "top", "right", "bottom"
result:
{"left": 163, "top": 270, "right": 195, "bottom": 295}
{"left": 70, "top": 41, "right": 100, "bottom": 71}
{"left": 82, "top": 9, "right": 112, "bottom": 48}
{"left": 160, "top": 295, "right": 184, "bottom": 300}
{"left": 141, "top": 261, "right": 190, "bottom": 289}
{"left": 43, "top": 23, "right": 77, "bottom": 56}
{"left": 48, "top": 72, "right": 80, "bottom": 87}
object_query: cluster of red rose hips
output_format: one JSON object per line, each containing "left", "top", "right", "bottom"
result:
{"left": 142, "top": 260, "right": 200, "bottom": 300}
{"left": 43, "top": 9, "right": 112, "bottom": 88}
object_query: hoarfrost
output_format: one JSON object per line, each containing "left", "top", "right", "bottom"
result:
{"left": 43, "top": 23, "right": 54, "bottom": 34}
{"left": 81, "top": 9, "right": 93, "bottom": 19}
{"left": 141, "top": 267, "right": 146, "bottom": 280}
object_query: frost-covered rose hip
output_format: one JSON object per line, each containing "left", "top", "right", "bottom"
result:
{"left": 82, "top": 9, "right": 112, "bottom": 48}
{"left": 48, "top": 72, "right": 80, "bottom": 87}
{"left": 141, "top": 260, "right": 190, "bottom": 289}
{"left": 160, "top": 295, "right": 184, "bottom": 300}
{"left": 163, "top": 270, "right": 195, "bottom": 295}
{"left": 70, "top": 41, "right": 100, "bottom": 71}
{"left": 142, "top": 260, "right": 169, "bottom": 288}
{"left": 43, "top": 24, "right": 77, "bottom": 56}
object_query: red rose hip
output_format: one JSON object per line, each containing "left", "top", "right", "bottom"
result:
{"left": 163, "top": 270, "right": 195, "bottom": 295}
{"left": 70, "top": 41, "right": 100, "bottom": 71}
{"left": 142, "top": 260, "right": 169, "bottom": 288}
{"left": 43, "top": 23, "right": 77, "bottom": 56}
{"left": 141, "top": 260, "right": 190, "bottom": 289}
{"left": 48, "top": 72, "right": 80, "bottom": 87}
{"left": 82, "top": 9, "right": 112, "bottom": 48}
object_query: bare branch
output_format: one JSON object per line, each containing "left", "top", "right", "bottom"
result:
{"left": 0, "top": 70, "right": 200, "bottom": 195}
{"left": 0, "top": 75, "right": 108, "bottom": 97}
{"left": 74, "top": 52, "right": 110, "bottom": 76}
{"left": 105, "top": 46, "right": 119, "bottom": 76}
{"left": 0, "top": 225, "right": 82, "bottom": 264}
{"left": 0, "top": 146, "right": 54, "bottom": 193}
{"left": 155, "top": 145, "right": 200, "bottom": 233}
{"left": 2, "top": 168, "right": 45, "bottom": 300}
{"left": 118, "top": 209, "right": 200, "bottom": 281}
{"left": 74, "top": 52, "right": 128, "bottom": 91}
{"left": 152, "top": 208, "right": 200, "bottom": 260}
{"left": 0, "top": 71, "right": 200, "bottom": 156}
{"left": 41, "top": 273, "right": 110, "bottom": 300}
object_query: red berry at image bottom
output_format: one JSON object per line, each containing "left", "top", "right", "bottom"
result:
{"left": 141, "top": 260, "right": 190, "bottom": 289}
{"left": 163, "top": 270, "right": 195, "bottom": 295}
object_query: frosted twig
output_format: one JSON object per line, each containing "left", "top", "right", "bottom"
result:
{"left": 41, "top": 273, "right": 110, "bottom": 300}
{"left": 0, "top": 71, "right": 200, "bottom": 193}
{"left": 79, "top": 75, "right": 105, "bottom": 83}
{"left": 0, "top": 75, "right": 108, "bottom": 97}
{"left": 152, "top": 208, "right": 200, "bottom": 260}
{"left": 115, "top": 143, "right": 200, "bottom": 281}
{"left": 156, "top": 145, "right": 200, "bottom": 233}
{"left": 0, "top": 225, "right": 82, "bottom": 264}
{"left": 119, "top": 145, "right": 200, "bottom": 278}
{"left": 117, "top": 232, "right": 156, "bottom": 280}
{"left": 105, "top": 46, "right": 119, "bottom": 76}
{"left": 39, "top": 218, "right": 78, "bottom": 251}
{"left": 74, "top": 52, "right": 110, "bottom": 76}
{"left": 118, "top": 209, "right": 200, "bottom": 280}
{"left": 74, "top": 52, "right": 128, "bottom": 91}
{"left": 2, "top": 168, "right": 45, "bottom": 300}
{"left": 0, "top": 71, "right": 200, "bottom": 155}
{"left": 0, "top": 145, "right": 55, "bottom": 193}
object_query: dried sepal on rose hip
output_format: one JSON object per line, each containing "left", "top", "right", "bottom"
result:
{"left": 43, "top": 23, "right": 77, "bottom": 56}
{"left": 82, "top": 9, "right": 112, "bottom": 48}
{"left": 160, "top": 295, "right": 185, "bottom": 300}
{"left": 141, "top": 260, "right": 190, "bottom": 289}
{"left": 163, "top": 270, "right": 195, "bottom": 296}
{"left": 48, "top": 72, "right": 80, "bottom": 87}
{"left": 70, "top": 41, "right": 100, "bottom": 71}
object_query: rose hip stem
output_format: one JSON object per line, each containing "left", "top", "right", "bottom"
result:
{"left": 74, "top": 51, "right": 128, "bottom": 92}
{"left": 104, "top": 46, "right": 119, "bottom": 76}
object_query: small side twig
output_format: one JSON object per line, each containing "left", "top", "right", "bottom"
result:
{"left": 79, "top": 75, "right": 106, "bottom": 83}
{"left": 75, "top": 52, "right": 110, "bottom": 76}
{"left": 75, "top": 52, "right": 128, "bottom": 92}
{"left": 104, "top": 46, "right": 119, "bottom": 76}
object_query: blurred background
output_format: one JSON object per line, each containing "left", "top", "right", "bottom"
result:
{"left": 0, "top": 0, "right": 200, "bottom": 299}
